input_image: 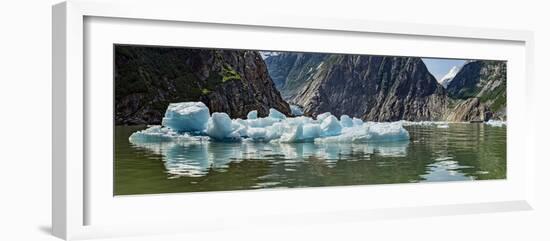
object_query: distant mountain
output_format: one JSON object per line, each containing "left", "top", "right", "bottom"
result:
{"left": 265, "top": 53, "right": 449, "bottom": 121}
{"left": 264, "top": 52, "right": 325, "bottom": 94}
{"left": 445, "top": 60, "right": 506, "bottom": 121}
{"left": 115, "top": 46, "right": 290, "bottom": 125}
{"left": 438, "top": 66, "right": 461, "bottom": 88}
{"left": 259, "top": 51, "right": 280, "bottom": 59}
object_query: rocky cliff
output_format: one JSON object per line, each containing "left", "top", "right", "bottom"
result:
{"left": 264, "top": 52, "right": 325, "bottom": 98}
{"left": 115, "top": 45, "right": 290, "bottom": 125}
{"left": 265, "top": 53, "right": 448, "bottom": 121}
{"left": 445, "top": 60, "right": 506, "bottom": 121}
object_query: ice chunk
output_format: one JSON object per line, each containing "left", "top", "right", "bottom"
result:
{"left": 247, "top": 127, "right": 268, "bottom": 141}
{"left": 129, "top": 125, "right": 179, "bottom": 143}
{"left": 247, "top": 117, "right": 279, "bottom": 128}
{"left": 232, "top": 118, "right": 248, "bottom": 137}
{"left": 290, "top": 105, "right": 304, "bottom": 116}
{"left": 285, "top": 116, "right": 314, "bottom": 126}
{"left": 320, "top": 115, "right": 342, "bottom": 137}
{"left": 279, "top": 123, "right": 303, "bottom": 143}
{"left": 315, "top": 125, "right": 369, "bottom": 143}
{"left": 266, "top": 122, "right": 284, "bottom": 140}
{"left": 268, "top": 108, "right": 286, "bottom": 120}
{"left": 161, "top": 102, "right": 210, "bottom": 132}
{"left": 340, "top": 115, "right": 353, "bottom": 127}
{"left": 316, "top": 112, "right": 332, "bottom": 121}
{"left": 486, "top": 120, "right": 506, "bottom": 127}
{"left": 302, "top": 123, "right": 321, "bottom": 140}
{"left": 352, "top": 117, "right": 363, "bottom": 126}
{"left": 315, "top": 122, "right": 409, "bottom": 143}
{"left": 247, "top": 110, "right": 258, "bottom": 119}
{"left": 437, "top": 124, "right": 449, "bottom": 128}
{"left": 206, "top": 112, "right": 241, "bottom": 141}
{"left": 366, "top": 122, "right": 409, "bottom": 142}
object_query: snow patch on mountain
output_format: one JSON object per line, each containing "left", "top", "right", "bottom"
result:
{"left": 438, "top": 66, "right": 461, "bottom": 88}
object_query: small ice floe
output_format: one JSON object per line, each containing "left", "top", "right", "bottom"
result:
{"left": 206, "top": 112, "right": 241, "bottom": 141}
{"left": 129, "top": 101, "right": 412, "bottom": 145}
{"left": 400, "top": 120, "right": 452, "bottom": 127}
{"left": 161, "top": 102, "right": 210, "bottom": 132}
{"left": 485, "top": 120, "right": 506, "bottom": 127}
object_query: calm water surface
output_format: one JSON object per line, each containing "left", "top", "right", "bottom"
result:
{"left": 114, "top": 124, "right": 506, "bottom": 195}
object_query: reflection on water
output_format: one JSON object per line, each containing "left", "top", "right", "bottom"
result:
{"left": 131, "top": 141, "right": 410, "bottom": 178}
{"left": 115, "top": 123, "right": 506, "bottom": 195}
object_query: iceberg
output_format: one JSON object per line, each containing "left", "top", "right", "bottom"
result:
{"left": 268, "top": 108, "right": 286, "bottom": 120}
{"left": 161, "top": 102, "right": 210, "bottom": 132}
{"left": 365, "top": 122, "right": 410, "bottom": 142}
{"left": 247, "top": 110, "right": 258, "bottom": 119}
{"left": 130, "top": 101, "right": 411, "bottom": 145}
{"left": 206, "top": 112, "right": 241, "bottom": 141}
{"left": 129, "top": 125, "right": 179, "bottom": 143}
{"left": 352, "top": 117, "right": 364, "bottom": 126}
{"left": 232, "top": 118, "right": 248, "bottom": 137}
{"left": 302, "top": 123, "right": 321, "bottom": 140}
{"left": 320, "top": 115, "right": 342, "bottom": 137}
{"left": 316, "top": 112, "right": 332, "bottom": 122}
{"left": 340, "top": 115, "right": 353, "bottom": 127}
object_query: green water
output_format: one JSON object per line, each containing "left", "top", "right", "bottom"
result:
{"left": 114, "top": 124, "right": 506, "bottom": 195}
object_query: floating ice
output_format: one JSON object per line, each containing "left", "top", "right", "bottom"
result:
{"left": 352, "top": 117, "right": 364, "bottom": 126}
{"left": 161, "top": 102, "right": 210, "bottom": 132}
{"left": 290, "top": 105, "right": 304, "bottom": 116}
{"left": 365, "top": 122, "right": 410, "bottom": 142}
{"left": 279, "top": 123, "right": 304, "bottom": 143}
{"left": 316, "top": 112, "right": 332, "bottom": 121}
{"left": 129, "top": 125, "right": 179, "bottom": 143}
{"left": 268, "top": 108, "right": 287, "bottom": 120}
{"left": 315, "top": 125, "right": 369, "bottom": 143}
{"left": 340, "top": 115, "right": 353, "bottom": 128}
{"left": 129, "top": 125, "right": 209, "bottom": 144}
{"left": 232, "top": 118, "right": 248, "bottom": 137}
{"left": 246, "top": 127, "right": 268, "bottom": 140}
{"left": 320, "top": 115, "right": 342, "bottom": 137}
{"left": 302, "top": 123, "right": 321, "bottom": 140}
{"left": 206, "top": 112, "right": 241, "bottom": 141}
{"left": 486, "top": 120, "right": 506, "bottom": 127}
{"left": 246, "top": 116, "right": 279, "bottom": 128}
{"left": 247, "top": 110, "right": 258, "bottom": 119}
{"left": 437, "top": 124, "right": 449, "bottom": 129}
{"left": 130, "top": 102, "right": 412, "bottom": 145}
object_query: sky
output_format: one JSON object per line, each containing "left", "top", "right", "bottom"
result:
{"left": 421, "top": 58, "right": 467, "bottom": 81}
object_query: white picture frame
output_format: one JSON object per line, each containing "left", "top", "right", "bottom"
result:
{"left": 52, "top": 0, "right": 535, "bottom": 240}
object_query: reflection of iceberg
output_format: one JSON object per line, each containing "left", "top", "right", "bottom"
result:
{"left": 130, "top": 139, "right": 210, "bottom": 177}
{"left": 420, "top": 157, "right": 473, "bottom": 182}
{"left": 129, "top": 135, "right": 409, "bottom": 177}
{"left": 367, "top": 141, "right": 410, "bottom": 157}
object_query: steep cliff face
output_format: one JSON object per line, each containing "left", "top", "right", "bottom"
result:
{"left": 267, "top": 53, "right": 448, "bottom": 121}
{"left": 445, "top": 60, "right": 506, "bottom": 121}
{"left": 115, "top": 45, "right": 290, "bottom": 125}
{"left": 264, "top": 52, "right": 325, "bottom": 98}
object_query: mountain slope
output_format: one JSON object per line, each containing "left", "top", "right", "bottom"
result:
{"left": 275, "top": 54, "right": 449, "bottom": 121}
{"left": 445, "top": 60, "right": 506, "bottom": 121}
{"left": 264, "top": 52, "right": 326, "bottom": 98}
{"left": 115, "top": 45, "right": 290, "bottom": 125}
{"left": 438, "top": 66, "right": 460, "bottom": 88}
